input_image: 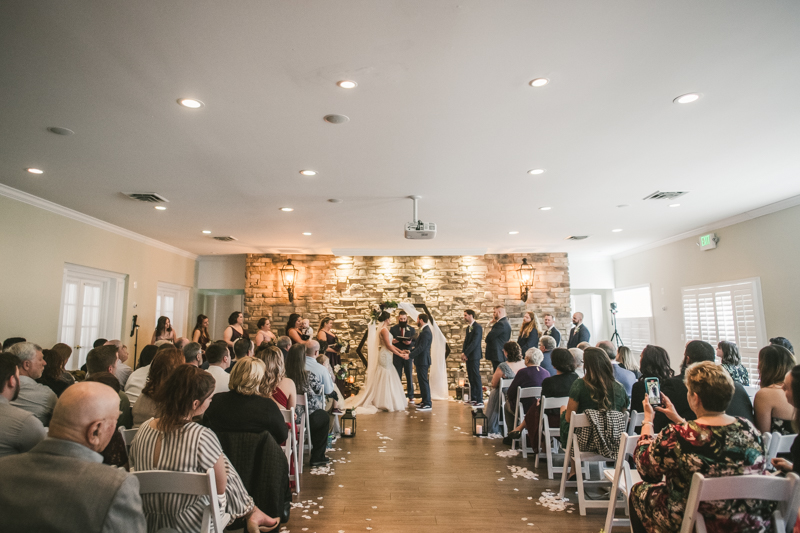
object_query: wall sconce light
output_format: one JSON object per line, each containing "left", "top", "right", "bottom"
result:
{"left": 280, "top": 258, "right": 298, "bottom": 302}
{"left": 518, "top": 258, "right": 535, "bottom": 302}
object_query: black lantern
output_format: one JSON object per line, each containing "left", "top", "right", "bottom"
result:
{"left": 341, "top": 409, "right": 356, "bottom": 437}
{"left": 280, "top": 258, "right": 298, "bottom": 302}
{"left": 517, "top": 258, "right": 535, "bottom": 302}
{"left": 462, "top": 380, "right": 470, "bottom": 403}
{"left": 472, "top": 408, "right": 488, "bottom": 436}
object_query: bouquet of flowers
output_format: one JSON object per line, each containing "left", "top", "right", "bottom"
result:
{"left": 334, "top": 363, "right": 350, "bottom": 382}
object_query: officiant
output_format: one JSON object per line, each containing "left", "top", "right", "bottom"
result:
{"left": 391, "top": 310, "right": 416, "bottom": 404}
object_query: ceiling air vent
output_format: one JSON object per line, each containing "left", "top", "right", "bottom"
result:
{"left": 643, "top": 191, "right": 688, "bottom": 201}
{"left": 125, "top": 192, "right": 169, "bottom": 203}
{"left": 212, "top": 236, "right": 237, "bottom": 242}
{"left": 565, "top": 235, "right": 589, "bottom": 241}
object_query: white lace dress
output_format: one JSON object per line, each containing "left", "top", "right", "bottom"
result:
{"left": 345, "top": 325, "right": 408, "bottom": 414}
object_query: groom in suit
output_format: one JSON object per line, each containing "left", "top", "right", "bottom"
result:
{"left": 408, "top": 314, "right": 432, "bottom": 411}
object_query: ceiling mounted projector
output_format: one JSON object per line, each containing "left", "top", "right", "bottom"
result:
{"left": 405, "top": 195, "right": 437, "bottom": 240}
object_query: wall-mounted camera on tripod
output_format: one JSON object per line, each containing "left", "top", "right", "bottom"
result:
{"left": 609, "top": 302, "right": 624, "bottom": 347}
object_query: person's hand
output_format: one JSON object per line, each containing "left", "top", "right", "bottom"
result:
{"left": 461, "top": 353, "right": 467, "bottom": 362}
{"left": 641, "top": 397, "right": 655, "bottom": 421}
{"left": 246, "top": 505, "right": 278, "bottom": 532}
{"left": 771, "top": 457, "right": 793, "bottom": 473}
{"left": 654, "top": 393, "right": 684, "bottom": 424}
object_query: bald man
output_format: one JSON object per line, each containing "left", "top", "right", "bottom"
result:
{"left": 567, "top": 312, "right": 591, "bottom": 349}
{"left": 0, "top": 382, "right": 146, "bottom": 532}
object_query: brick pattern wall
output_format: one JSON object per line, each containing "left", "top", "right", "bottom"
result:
{"left": 245, "top": 254, "right": 571, "bottom": 395}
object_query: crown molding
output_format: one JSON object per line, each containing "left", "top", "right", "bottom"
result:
{"left": 612, "top": 194, "right": 800, "bottom": 260}
{"left": 0, "top": 183, "right": 198, "bottom": 260}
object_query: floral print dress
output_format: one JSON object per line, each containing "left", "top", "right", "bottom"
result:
{"left": 631, "top": 418, "right": 774, "bottom": 533}
{"left": 722, "top": 363, "right": 750, "bottom": 386}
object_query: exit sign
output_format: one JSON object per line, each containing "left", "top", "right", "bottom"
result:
{"left": 699, "top": 233, "right": 718, "bottom": 251}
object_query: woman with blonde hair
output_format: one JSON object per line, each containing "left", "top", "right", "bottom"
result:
{"left": 203, "top": 356, "right": 288, "bottom": 445}
{"left": 617, "top": 345, "right": 642, "bottom": 379}
{"left": 517, "top": 311, "right": 541, "bottom": 357}
{"left": 256, "top": 345, "right": 297, "bottom": 411}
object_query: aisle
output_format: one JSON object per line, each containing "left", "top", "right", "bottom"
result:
{"left": 285, "top": 400, "right": 606, "bottom": 533}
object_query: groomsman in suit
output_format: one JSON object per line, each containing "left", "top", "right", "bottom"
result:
{"left": 408, "top": 314, "right": 432, "bottom": 411}
{"left": 567, "top": 312, "right": 591, "bottom": 348}
{"left": 460, "top": 310, "right": 483, "bottom": 407}
{"left": 390, "top": 310, "right": 416, "bottom": 404}
{"left": 484, "top": 306, "right": 511, "bottom": 372}
{"left": 542, "top": 313, "right": 561, "bottom": 347}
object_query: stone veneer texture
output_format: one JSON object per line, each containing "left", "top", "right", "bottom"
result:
{"left": 245, "top": 254, "right": 571, "bottom": 392}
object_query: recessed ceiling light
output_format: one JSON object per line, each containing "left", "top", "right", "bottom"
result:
{"left": 612, "top": 229, "right": 623, "bottom": 233}
{"left": 154, "top": 206, "right": 167, "bottom": 211}
{"left": 508, "top": 231, "right": 519, "bottom": 235}
{"left": 26, "top": 168, "right": 44, "bottom": 174}
{"left": 539, "top": 206, "right": 552, "bottom": 211}
{"left": 280, "top": 207, "right": 294, "bottom": 212}
{"left": 673, "top": 93, "right": 700, "bottom": 104}
{"left": 529, "top": 78, "right": 549, "bottom": 87}
{"left": 327, "top": 198, "right": 343, "bottom": 203}
{"left": 202, "top": 230, "right": 211, "bottom": 234}
{"left": 299, "top": 170, "right": 317, "bottom": 176}
{"left": 177, "top": 98, "right": 204, "bottom": 108}
{"left": 527, "top": 169, "right": 546, "bottom": 175}
{"left": 337, "top": 80, "right": 357, "bottom": 89}
{"left": 617, "top": 204, "right": 629, "bottom": 208}
{"left": 302, "top": 232, "right": 312, "bottom": 236}
{"left": 669, "top": 203, "right": 681, "bottom": 208}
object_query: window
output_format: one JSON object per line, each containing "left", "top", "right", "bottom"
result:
{"left": 681, "top": 278, "right": 766, "bottom": 384}
{"left": 612, "top": 285, "right": 654, "bottom": 353}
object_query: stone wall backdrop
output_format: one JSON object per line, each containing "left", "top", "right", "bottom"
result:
{"left": 244, "top": 254, "right": 571, "bottom": 396}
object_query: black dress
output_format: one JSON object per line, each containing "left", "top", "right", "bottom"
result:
{"left": 203, "top": 391, "right": 288, "bottom": 446}
{"left": 227, "top": 326, "right": 249, "bottom": 360}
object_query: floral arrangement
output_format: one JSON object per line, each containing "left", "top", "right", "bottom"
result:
{"left": 368, "top": 301, "right": 399, "bottom": 322}
{"left": 334, "top": 363, "right": 350, "bottom": 381}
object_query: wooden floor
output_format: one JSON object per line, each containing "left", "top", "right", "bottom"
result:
{"left": 285, "top": 400, "right": 606, "bottom": 533}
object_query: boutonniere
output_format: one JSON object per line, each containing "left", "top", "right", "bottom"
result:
{"left": 467, "top": 325, "right": 473, "bottom": 333}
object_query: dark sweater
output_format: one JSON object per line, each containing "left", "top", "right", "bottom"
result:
{"left": 203, "top": 391, "right": 288, "bottom": 445}
{"left": 507, "top": 365, "right": 550, "bottom": 414}
{"left": 541, "top": 372, "right": 579, "bottom": 400}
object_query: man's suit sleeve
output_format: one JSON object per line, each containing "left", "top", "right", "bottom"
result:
{"left": 579, "top": 327, "right": 591, "bottom": 344}
{"left": 102, "top": 475, "right": 146, "bottom": 533}
{"left": 409, "top": 328, "right": 432, "bottom": 361}
{"left": 552, "top": 328, "right": 561, "bottom": 347}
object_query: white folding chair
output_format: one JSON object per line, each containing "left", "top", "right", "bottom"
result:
{"left": 132, "top": 468, "right": 230, "bottom": 533}
{"left": 280, "top": 407, "right": 300, "bottom": 493}
{"left": 499, "top": 378, "right": 514, "bottom": 436}
{"left": 603, "top": 432, "right": 642, "bottom": 532}
{"left": 680, "top": 472, "right": 800, "bottom": 533}
{"left": 510, "top": 386, "right": 541, "bottom": 456}
{"left": 534, "top": 396, "right": 569, "bottom": 479}
{"left": 558, "top": 411, "right": 630, "bottom": 515}
{"left": 765, "top": 432, "right": 797, "bottom": 469}
{"left": 744, "top": 385, "right": 758, "bottom": 402}
{"left": 627, "top": 410, "right": 644, "bottom": 436}
{"left": 118, "top": 426, "right": 138, "bottom": 453}
{"left": 295, "top": 393, "right": 312, "bottom": 472}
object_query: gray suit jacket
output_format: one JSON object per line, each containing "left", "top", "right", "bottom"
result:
{"left": 0, "top": 438, "right": 146, "bottom": 533}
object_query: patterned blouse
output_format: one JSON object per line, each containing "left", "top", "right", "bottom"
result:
{"left": 130, "top": 420, "right": 254, "bottom": 532}
{"left": 631, "top": 418, "right": 774, "bottom": 533}
{"left": 722, "top": 363, "right": 750, "bottom": 386}
{"left": 296, "top": 371, "right": 324, "bottom": 421}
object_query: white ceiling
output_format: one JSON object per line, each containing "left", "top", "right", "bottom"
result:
{"left": 2, "top": 1, "right": 800, "bottom": 258}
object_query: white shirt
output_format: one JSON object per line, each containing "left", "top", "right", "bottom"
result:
{"left": 206, "top": 365, "right": 230, "bottom": 395}
{"left": 124, "top": 365, "right": 150, "bottom": 406}
{"left": 115, "top": 364, "right": 133, "bottom": 388}
{"left": 10, "top": 376, "right": 57, "bottom": 427}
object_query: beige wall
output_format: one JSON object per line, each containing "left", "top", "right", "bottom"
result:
{"left": 0, "top": 194, "right": 196, "bottom": 364}
{"left": 614, "top": 204, "right": 800, "bottom": 367}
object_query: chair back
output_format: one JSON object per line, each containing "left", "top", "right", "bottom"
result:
{"left": 541, "top": 395, "right": 569, "bottom": 410}
{"left": 680, "top": 472, "right": 800, "bottom": 533}
{"left": 627, "top": 410, "right": 645, "bottom": 436}
{"left": 518, "top": 386, "right": 542, "bottom": 401}
{"left": 119, "top": 426, "right": 138, "bottom": 453}
{"left": 500, "top": 378, "right": 514, "bottom": 390}
{"left": 603, "top": 432, "right": 641, "bottom": 533}
{"left": 744, "top": 386, "right": 758, "bottom": 401}
{"left": 534, "top": 395, "right": 570, "bottom": 478}
{"left": 132, "top": 468, "right": 227, "bottom": 533}
{"left": 280, "top": 407, "right": 300, "bottom": 492}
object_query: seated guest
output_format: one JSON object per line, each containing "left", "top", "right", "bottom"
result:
{"left": 315, "top": 353, "right": 344, "bottom": 413}
{"left": 182, "top": 341, "right": 203, "bottom": 367}
{"left": 0, "top": 353, "right": 46, "bottom": 458}
{"left": 131, "top": 346, "right": 183, "bottom": 428}
{"left": 105, "top": 340, "right": 132, "bottom": 387}
{"left": 630, "top": 362, "right": 772, "bottom": 533}
{"left": 539, "top": 335, "right": 557, "bottom": 376}
{"left": 631, "top": 345, "right": 675, "bottom": 428}
{"left": 36, "top": 348, "right": 72, "bottom": 397}
{"left": 203, "top": 357, "right": 288, "bottom": 446}
{"left": 124, "top": 344, "right": 158, "bottom": 405}
{"left": 717, "top": 341, "right": 749, "bottom": 386}
{"left": 771, "top": 364, "right": 800, "bottom": 475}
{"left": 661, "top": 340, "right": 754, "bottom": 433}
{"left": 770, "top": 336, "right": 795, "bottom": 355}
{"left": 569, "top": 347, "right": 585, "bottom": 377}
{"left": 87, "top": 371, "right": 133, "bottom": 431}
{"left": 517, "top": 312, "right": 541, "bottom": 359}
{"left": 150, "top": 316, "right": 177, "bottom": 344}
{"left": 51, "top": 343, "right": 76, "bottom": 386}
{"left": 259, "top": 344, "right": 299, "bottom": 490}
{"left": 174, "top": 337, "right": 190, "bottom": 351}
{"left": 205, "top": 342, "right": 231, "bottom": 394}
{"left": 754, "top": 344, "right": 795, "bottom": 435}
{"left": 576, "top": 341, "right": 591, "bottom": 351}
{"left": 0, "top": 382, "right": 146, "bottom": 532}
{"left": 8, "top": 342, "right": 57, "bottom": 426}
{"left": 616, "top": 345, "right": 642, "bottom": 379}
{"left": 597, "top": 340, "right": 636, "bottom": 398}
{"left": 85, "top": 372, "right": 132, "bottom": 469}
{"left": 486, "top": 341, "right": 525, "bottom": 435}
{"left": 2, "top": 337, "right": 26, "bottom": 351}
{"left": 94, "top": 338, "right": 108, "bottom": 349}
{"left": 277, "top": 336, "right": 292, "bottom": 359}
{"left": 507, "top": 348, "right": 550, "bottom": 421}
{"left": 86, "top": 345, "right": 119, "bottom": 377}
{"left": 129, "top": 365, "right": 278, "bottom": 532}
{"left": 232, "top": 337, "right": 255, "bottom": 372}
{"left": 561, "top": 347, "right": 628, "bottom": 448}
{"left": 285, "top": 343, "right": 330, "bottom": 466}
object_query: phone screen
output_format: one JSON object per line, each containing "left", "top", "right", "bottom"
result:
{"left": 645, "top": 377, "right": 661, "bottom": 406}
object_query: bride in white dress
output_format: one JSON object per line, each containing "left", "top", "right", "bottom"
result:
{"left": 345, "top": 311, "right": 410, "bottom": 414}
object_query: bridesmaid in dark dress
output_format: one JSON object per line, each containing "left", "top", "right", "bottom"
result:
{"left": 317, "top": 317, "right": 341, "bottom": 367}
{"left": 223, "top": 311, "right": 249, "bottom": 360}
{"left": 517, "top": 311, "right": 540, "bottom": 357}
{"left": 286, "top": 313, "right": 304, "bottom": 345}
